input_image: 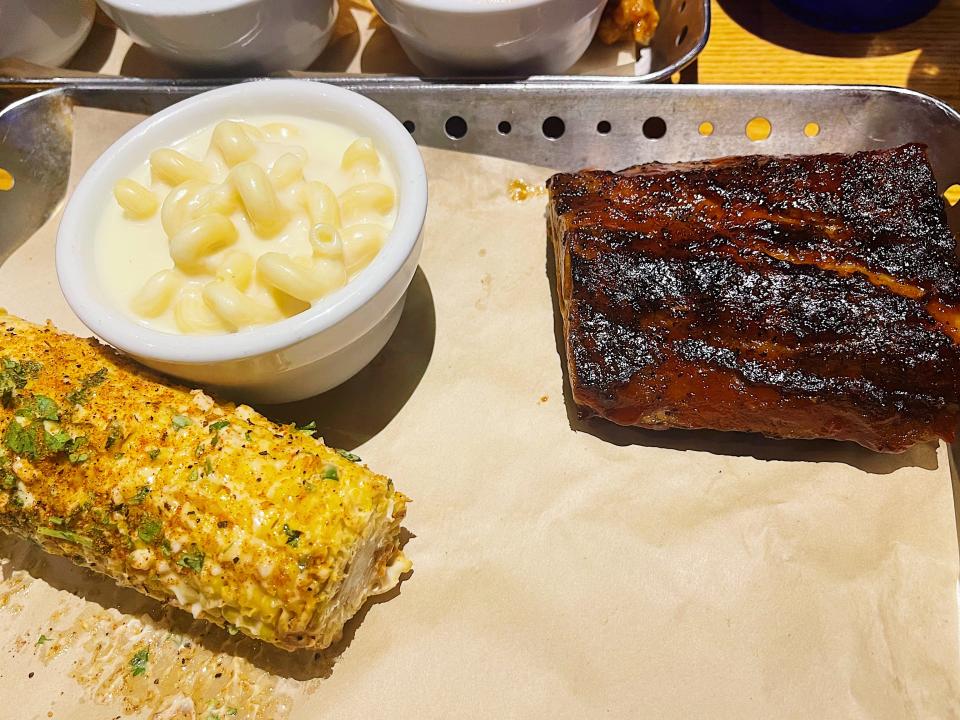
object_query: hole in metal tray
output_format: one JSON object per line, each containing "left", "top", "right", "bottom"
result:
{"left": 497, "top": 121, "right": 512, "bottom": 135}
{"left": 642, "top": 116, "right": 667, "bottom": 140}
{"left": 403, "top": 120, "right": 415, "bottom": 134}
{"left": 676, "top": 25, "right": 688, "bottom": 46}
{"left": 597, "top": 120, "right": 612, "bottom": 135}
{"left": 444, "top": 116, "right": 467, "bottom": 140}
{"left": 542, "top": 116, "right": 565, "bottom": 140}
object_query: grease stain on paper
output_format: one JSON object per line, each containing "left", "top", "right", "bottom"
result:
{"left": 0, "top": 566, "right": 296, "bottom": 720}
{"left": 476, "top": 273, "right": 493, "bottom": 310}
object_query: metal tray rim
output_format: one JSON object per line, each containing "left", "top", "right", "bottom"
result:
{"left": 4, "top": 79, "right": 958, "bottom": 126}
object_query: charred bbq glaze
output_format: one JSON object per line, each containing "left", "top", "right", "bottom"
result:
{"left": 546, "top": 144, "right": 960, "bottom": 452}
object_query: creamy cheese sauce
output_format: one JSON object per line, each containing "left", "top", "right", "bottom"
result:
{"left": 95, "top": 115, "right": 398, "bottom": 335}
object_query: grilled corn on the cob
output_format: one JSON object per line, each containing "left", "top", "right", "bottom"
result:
{"left": 0, "top": 313, "right": 410, "bottom": 650}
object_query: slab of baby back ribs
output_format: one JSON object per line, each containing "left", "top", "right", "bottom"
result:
{"left": 546, "top": 143, "right": 960, "bottom": 453}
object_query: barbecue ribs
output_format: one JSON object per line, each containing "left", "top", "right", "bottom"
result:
{"left": 546, "top": 144, "right": 960, "bottom": 452}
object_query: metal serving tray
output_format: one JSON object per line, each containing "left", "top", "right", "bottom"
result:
{"left": 2, "top": 78, "right": 960, "bottom": 561}
{"left": 2, "top": 79, "right": 959, "bottom": 265}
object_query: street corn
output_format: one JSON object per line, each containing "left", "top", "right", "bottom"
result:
{"left": 0, "top": 313, "right": 410, "bottom": 651}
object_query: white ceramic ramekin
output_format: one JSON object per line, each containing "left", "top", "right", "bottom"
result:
{"left": 57, "top": 80, "right": 427, "bottom": 404}
{"left": 371, "top": 0, "right": 606, "bottom": 76}
{"left": 95, "top": 0, "right": 338, "bottom": 74}
{"left": 0, "top": 0, "right": 95, "bottom": 68}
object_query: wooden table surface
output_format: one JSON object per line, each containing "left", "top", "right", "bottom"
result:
{"left": 699, "top": 0, "right": 960, "bottom": 109}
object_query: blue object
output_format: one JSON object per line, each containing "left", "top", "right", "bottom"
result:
{"left": 771, "top": 0, "right": 939, "bottom": 32}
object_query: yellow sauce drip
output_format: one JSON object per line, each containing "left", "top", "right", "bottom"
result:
{"left": 507, "top": 178, "right": 546, "bottom": 202}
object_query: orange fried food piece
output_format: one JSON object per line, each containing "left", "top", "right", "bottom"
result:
{"left": 598, "top": 0, "right": 660, "bottom": 45}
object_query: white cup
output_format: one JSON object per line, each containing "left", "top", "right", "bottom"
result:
{"left": 96, "top": 0, "right": 339, "bottom": 74}
{"left": 371, "top": 0, "right": 606, "bottom": 76}
{"left": 57, "top": 80, "right": 428, "bottom": 403}
{"left": 0, "top": 0, "right": 95, "bottom": 67}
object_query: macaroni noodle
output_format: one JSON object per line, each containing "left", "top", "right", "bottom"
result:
{"left": 113, "top": 179, "right": 158, "bottom": 218}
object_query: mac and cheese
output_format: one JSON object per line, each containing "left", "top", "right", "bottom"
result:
{"left": 96, "top": 116, "right": 398, "bottom": 334}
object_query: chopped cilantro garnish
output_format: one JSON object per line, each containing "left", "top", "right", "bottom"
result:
{"left": 0, "top": 456, "right": 13, "bottom": 489}
{"left": 105, "top": 421, "right": 124, "bottom": 450}
{"left": 49, "top": 516, "right": 64, "bottom": 525}
{"left": 129, "top": 486, "right": 150, "bottom": 505}
{"left": 283, "top": 524, "right": 302, "bottom": 547}
{"left": 138, "top": 517, "right": 163, "bottom": 544}
{"left": 5, "top": 391, "right": 88, "bottom": 463}
{"left": 337, "top": 449, "right": 361, "bottom": 463}
{"left": 147, "top": 448, "right": 160, "bottom": 460}
{"left": 0, "top": 358, "right": 41, "bottom": 407}
{"left": 209, "top": 420, "right": 230, "bottom": 433}
{"left": 204, "top": 458, "right": 214, "bottom": 475}
{"left": 93, "top": 508, "right": 117, "bottom": 529}
{"left": 35, "top": 634, "right": 51, "bottom": 646}
{"left": 66, "top": 368, "right": 107, "bottom": 406}
{"left": 172, "top": 415, "right": 192, "bottom": 429}
{"left": 37, "top": 527, "right": 93, "bottom": 548}
{"left": 179, "top": 546, "right": 204, "bottom": 572}
{"left": 227, "top": 710, "right": 238, "bottom": 717}
{"left": 298, "top": 421, "right": 318, "bottom": 436}
{"left": 46, "top": 431, "right": 86, "bottom": 463}
{"left": 5, "top": 420, "right": 36, "bottom": 458}
{"left": 43, "top": 428, "right": 72, "bottom": 453}
{"left": 35, "top": 395, "right": 59, "bottom": 421}
{"left": 320, "top": 464, "right": 339, "bottom": 481}
{"left": 67, "top": 437, "right": 89, "bottom": 464}
{"left": 188, "top": 468, "right": 199, "bottom": 482}
{"left": 17, "top": 395, "right": 59, "bottom": 422}
{"left": 195, "top": 442, "right": 205, "bottom": 458}
{"left": 130, "top": 647, "right": 149, "bottom": 676}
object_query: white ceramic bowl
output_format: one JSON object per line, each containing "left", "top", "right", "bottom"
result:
{"left": 0, "top": 0, "right": 95, "bottom": 67}
{"left": 57, "top": 80, "right": 427, "bottom": 404}
{"left": 96, "top": 0, "right": 338, "bottom": 74}
{"left": 371, "top": 0, "right": 606, "bottom": 76}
